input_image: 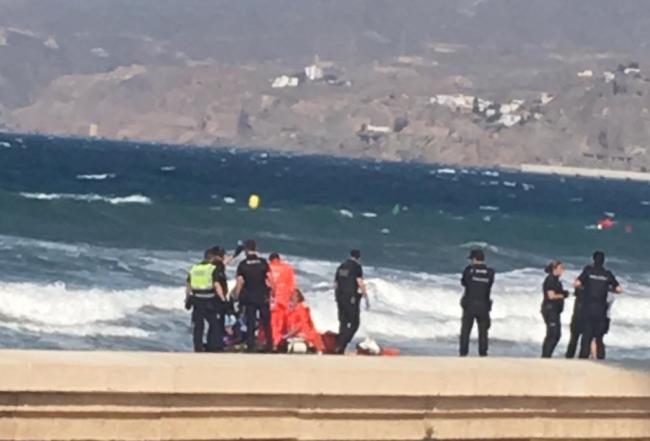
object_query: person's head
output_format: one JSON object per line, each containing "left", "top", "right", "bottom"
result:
{"left": 292, "top": 288, "right": 305, "bottom": 304}
{"left": 203, "top": 248, "right": 214, "bottom": 261}
{"left": 545, "top": 260, "right": 564, "bottom": 277}
{"left": 244, "top": 239, "right": 257, "bottom": 254}
{"left": 468, "top": 248, "right": 485, "bottom": 264}
{"left": 210, "top": 246, "right": 225, "bottom": 263}
{"left": 593, "top": 251, "right": 605, "bottom": 267}
{"left": 350, "top": 249, "right": 362, "bottom": 261}
{"left": 269, "top": 252, "right": 280, "bottom": 262}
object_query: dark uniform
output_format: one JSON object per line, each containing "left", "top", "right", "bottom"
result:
{"left": 576, "top": 264, "right": 620, "bottom": 359}
{"left": 565, "top": 288, "right": 583, "bottom": 358}
{"left": 237, "top": 253, "right": 272, "bottom": 352}
{"left": 541, "top": 274, "right": 568, "bottom": 358}
{"left": 459, "top": 263, "right": 495, "bottom": 356}
{"left": 187, "top": 261, "right": 227, "bottom": 352}
{"left": 335, "top": 258, "right": 363, "bottom": 354}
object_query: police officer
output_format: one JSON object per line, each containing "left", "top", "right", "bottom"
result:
{"left": 565, "top": 287, "right": 584, "bottom": 358}
{"left": 574, "top": 251, "right": 622, "bottom": 359}
{"left": 541, "top": 260, "right": 569, "bottom": 358}
{"left": 334, "top": 249, "right": 368, "bottom": 354}
{"left": 235, "top": 240, "right": 273, "bottom": 353}
{"left": 186, "top": 247, "right": 228, "bottom": 352}
{"left": 459, "top": 248, "right": 495, "bottom": 357}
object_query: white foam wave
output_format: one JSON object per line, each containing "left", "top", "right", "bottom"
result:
{"left": 76, "top": 173, "right": 117, "bottom": 181}
{"left": 19, "top": 192, "right": 151, "bottom": 205}
{"left": 0, "top": 141, "right": 12, "bottom": 149}
{"left": 0, "top": 282, "right": 182, "bottom": 337}
{"left": 339, "top": 209, "right": 354, "bottom": 218}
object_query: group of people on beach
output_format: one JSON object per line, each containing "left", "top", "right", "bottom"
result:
{"left": 185, "top": 240, "right": 622, "bottom": 359}
{"left": 185, "top": 240, "right": 368, "bottom": 355}
{"left": 460, "top": 249, "right": 622, "bottom": 359}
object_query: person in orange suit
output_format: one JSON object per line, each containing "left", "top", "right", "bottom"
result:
{"left": 286, "top": 289, "right": 324, "bottom": 353}
{"left": 267, "top": 253, "right": 296, "bottom": 349}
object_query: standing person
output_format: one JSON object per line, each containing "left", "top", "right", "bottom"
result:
{"left": 575, "top": 251, "right": 623, "bottom": 360}
{"left": 186, "top": 247, "right": 228, "bottom": 352}
{"left": 541, "top": 260, "right": 569, "bottom": 358}
{"left": 268, "top": 253, "right": 297, "bottom": 350}
{"left": 459, "top": 248, "right": 495, "bottom": 357}
{"left": 565, "top": 287, "right": 584, "bottom": 358}
{"left": 334, "top": 249, "right": 368, "bottom": 354}
{"left": 235, "top": 240, "right": 273, "bottom": 353}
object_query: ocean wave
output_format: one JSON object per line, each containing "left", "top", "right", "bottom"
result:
{"left": 76, "top": 173, "right": 117, "bottom": 181}
{"left": 19, "top": 192, "right": 151, "bottom": 205}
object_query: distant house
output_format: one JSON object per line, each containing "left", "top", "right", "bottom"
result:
{"left": 271, "top": 75, "right": 300, "bottom": 89}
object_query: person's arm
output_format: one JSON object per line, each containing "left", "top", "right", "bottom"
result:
{"left": 609, "top": 272, "right": 623, "bottom": 294}
{"left": 461, "top": 266, "right": 470, "bottom": 287}
{"left": 214, "top": 281, "right": 226, "bottom": 302}
{"left": 235, "top": 275, "right": 245, "bottom": 296}
{"left": 574, "top": 267, "right": 588, "bottom": 288}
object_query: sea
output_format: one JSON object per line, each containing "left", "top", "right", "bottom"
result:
{"left": 0, "top": 133, "right": 649, "bottom": 363}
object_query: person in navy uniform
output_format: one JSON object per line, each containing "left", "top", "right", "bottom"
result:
{"left": 459, "top": 248, "right": 495, "bottom": 357}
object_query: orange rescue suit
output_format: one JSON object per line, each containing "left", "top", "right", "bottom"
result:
{"left": 268, "top": 259, "right": 296, "bottom": 347}
{"left": 286, "top": 303, "right": 324, "bottom": 352}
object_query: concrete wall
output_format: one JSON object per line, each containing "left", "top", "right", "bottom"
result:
{"left": 0, "top": 350, "right": 648, "bottom": 440}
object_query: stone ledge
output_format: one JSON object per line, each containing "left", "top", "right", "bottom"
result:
{"left": 0, "top": 350, "right": 647, "bottom": 440}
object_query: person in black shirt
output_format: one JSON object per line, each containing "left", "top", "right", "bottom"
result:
{"left": 540, "top": 260, "right": 569, "bottom": 358}
{"left": 565, "top": 287, "right": 584, "bottom": 358}
{"left": 235, "top": 240, "right": 273, "bottom": 352}
{"left": 459, "top": 248, "right": 495, "bottom": 357}
{"left": 334, "top": 249, "right": 368, "bottom": 354}
{"left": 186, "top": 247, "right": 228, "bottom": 352}
{"left": 574, "top": 251, "right": 622, "bottom": 359}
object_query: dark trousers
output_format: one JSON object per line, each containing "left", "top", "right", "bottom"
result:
{"left": 579, "top": 316, "right": 608, "bottom": 359}
{"left": 459, "top": 306, "right": 490, "bottom": 357}
{"left": 244, "top": 302, "right": 272, "bottom": 352}
{"left": 565, "top": 314, "right": 582, "bottom": 358}
{"left": 191, "top": 299, "right": 224, "bottom": 352}
{"left": 336, "top": 295, "right": 361, "bottom": 354}
{"left": 541, "top": 308, "right": 562, "bottom": 358}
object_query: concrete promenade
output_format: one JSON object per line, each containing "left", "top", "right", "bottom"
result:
{"left": 0, "top": 350, "right": 648, "bottom": 440}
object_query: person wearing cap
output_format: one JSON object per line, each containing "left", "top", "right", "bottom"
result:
{"left": 574, "top": 251, "right": 622, "bottom": 359}
{"left": 334, "top": 249, "right": 368, "bottom": 354}
{"left": 185, "top": 246, "right": 228, "bottom": 352}
{"left": 234, "top": 240, "right": 273, "bottom": 352}
{"left": 268, "top": 252, "right": 297, "bottom": 350}
{"left": 459, "top": 248, "right": 495, "bottom": 357}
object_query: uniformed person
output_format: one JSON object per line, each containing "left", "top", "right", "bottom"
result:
{"left": 186, "top": 247, "right": 228, "bottom": 352}
{"left": 574, "top": 251, "right": 622, "bottom": 359}
{"left": 235, "top": 240, "right": 273, "bottom": 353}
{"left": 334, "top": 249, "right": 368, "bottom": 354}
{"left": 541, "top": 260, "right": 569, "bottom": 358}
{"left": 459, "top": 249, "right": 495, "bottom": 357}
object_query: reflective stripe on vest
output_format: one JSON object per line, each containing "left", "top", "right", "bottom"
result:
{"left": 189, "top": 263, "right": 216, "bottom": 294}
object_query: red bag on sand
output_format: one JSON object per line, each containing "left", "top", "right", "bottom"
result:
{"left": 321, "top": 331, "right": 338, "bottom": 354}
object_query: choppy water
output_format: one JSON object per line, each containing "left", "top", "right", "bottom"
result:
{"left": 1, "top": 133, "right": 649, "bottom": 360}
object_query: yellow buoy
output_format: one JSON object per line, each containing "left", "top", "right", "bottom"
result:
{"left": 248, "top": 194, "right": 261, "bottom": 210}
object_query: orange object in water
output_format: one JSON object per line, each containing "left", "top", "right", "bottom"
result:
{"left": 597, "top": 218, "right": 615, "bottom": 230}
{"left": 286, "top": 303, "right": 324, "bottom": 353}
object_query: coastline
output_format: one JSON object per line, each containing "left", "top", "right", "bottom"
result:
{"left": 0, "top": 350, "right": 648, "bottom": 440}
{"left": 3, "top": 130, "right": 650, "bottom": 183}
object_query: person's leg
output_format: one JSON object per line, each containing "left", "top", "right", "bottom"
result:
{"left": 477, "top": 309, "right": 490, "bottom": 357}
{"left": 579, "top": 318, "right": 594, "bottom": 359}
{"left": 259, "top": 303, "right": 273, "bottom": 352}
{"left": 192, "top": 305, "right": 205, "bottom": 353}
{"left": 205, "top": 308, "right": 220, "bottom": 352}
{"left": 565, "top": 315, "right": 580, "bottom": 358}
{"left": 459, "top": 309, "right": 474, "bottom": 357}
{"left": 245, "top": 304, "right": 258, "bottom": 352}
{"left": 336, "top": 299, "right": 354, "bottom": 354}
{"left": 349, "top": 300, "right": 361, "bottom": 341}
{"left": 542, "top": 311, "right": 561, "bottom": 358}
{"left": 270, "top": 304, "right": 284, "bottom": 348}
